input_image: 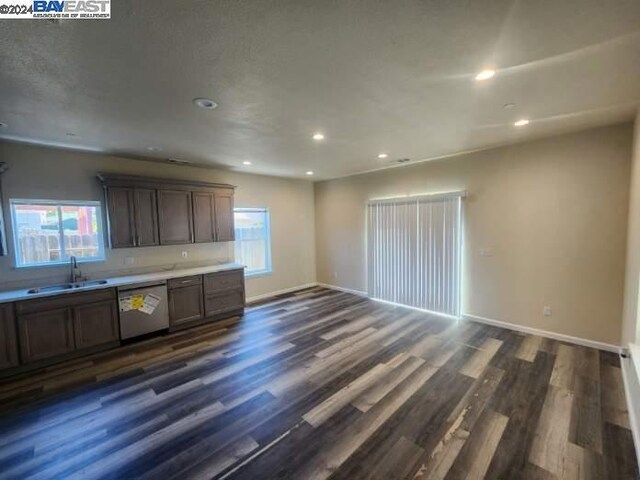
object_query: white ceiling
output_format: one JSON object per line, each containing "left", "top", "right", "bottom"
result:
{"left": 1, "top": 0, "right": 639, "bottom": 180}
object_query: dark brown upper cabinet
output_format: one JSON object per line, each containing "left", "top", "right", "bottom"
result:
{"left": 214, "top": 189, "right": 235, "bottom": 242}
{"left": 192, "top": 192, "right": 216, "bottom": 243}
{"left": 98, "top": 174, "right": 235, "bottom": 249}
{"left": 134, "top": 188, "right": 160, "bottom": 246}
{"left": 105, "top": 187, "right": 159, "bottom": 248}
{"left": 107, "top": 187, "right": 136, "bottom": 248}
{"left": 158, "top": 189, "right": 194, "bottom": 245}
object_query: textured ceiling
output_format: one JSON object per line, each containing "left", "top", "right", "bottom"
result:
{"left": 1, "top": 0, "right": 639, "bottom": 180}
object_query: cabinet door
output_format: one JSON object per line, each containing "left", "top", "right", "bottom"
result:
{"left": 134, "top": 188, "right": 159, "bottom": 247}
{"left": 158, "top": 190, "right": 194, "bottom": 245}
{"left": 214, "top": 190, "right": 235, "bottom": 242}
{"left": 169, "top": 285, "right": 204, "bottom": 326}
{"left": 73, "top": 300, "right": 119, "bottom": 350}
{"left": 192, "top": 192, "right": 216, "bottom": 243}
{"left": 107, "top": 187, "right": 136, "bottom": 248}
{"left": 0, "top": 304, "right": 19, "bottom": 370}
{"left": 18, "top": 308, "right": 75, "bottom": 363}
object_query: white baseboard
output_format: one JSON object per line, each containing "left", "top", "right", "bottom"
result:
{"left": 316, "top": 283, "right": 368, "bottom": 297}
{"left": 463, "top": 313, "right": 622, "bottom": 353}
{"left": 246, "top": 283, "right": 318, "bottom": 303}
{"left": 248, "top": 285, "right": 622, "bottom": 353}
{"left": 620, "top": 350, "right": 640, "bottom": 465}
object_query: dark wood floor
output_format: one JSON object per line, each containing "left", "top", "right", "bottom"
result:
{"left": 0, "top": 287, "right": 636, "bottom": 479}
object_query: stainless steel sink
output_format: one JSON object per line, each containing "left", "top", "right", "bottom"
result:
{"left": 27, "top": 279, "right": 108, "bottom": 294}
{"left": 80, "top": 279, "right": 108, "bottom": 288}
{"left": 27, "top": 284, "right": 75, "bottom": 294}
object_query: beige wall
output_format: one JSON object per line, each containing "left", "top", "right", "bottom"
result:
{"left": 0, "top": 142, "right": 316, "bottom": 299}
{"left": 622, "top": 111, "right": 640, "bottom": 346}
{"left": 315, "top": 124, "right": 633, "bottom": 345}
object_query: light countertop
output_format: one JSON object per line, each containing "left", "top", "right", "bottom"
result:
{"left": 0, "top": 262, "right": 246, "bottom": 304}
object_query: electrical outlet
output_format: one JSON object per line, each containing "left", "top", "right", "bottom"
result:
{"left": 332, "top": 271, "right": 338, "bottom": 280}
{"left": 124, "top": 256, "right": 135, "bottom": 266}
{"left": 543, "top": 306, "right": 552, "bottom": 317}
{"left": 181, "top": 251, "right": 188, "bottom": 258}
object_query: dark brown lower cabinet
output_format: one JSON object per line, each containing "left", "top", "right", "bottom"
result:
{"left": 0, "top": 304, "right": 19, "bottom": 371}
{"left": 169, "top": 284, "right": 204, "bottom": 327}
{"left": 18, "top": 308, "right": 75, "bottom": 363}
{"left": 204, "top": 289, "right": 245, "bottom": 317}
{"left": 169, "top": 270, "right": 245, "bottom": 330}
{"left": 73, "top": 300, "right": 119, "bottom": 350}
{"left": 15, "top": 289, "right": 120, "bottom": 366}
{"left": 3, "top": 272, "right": 245, "bottom": 374}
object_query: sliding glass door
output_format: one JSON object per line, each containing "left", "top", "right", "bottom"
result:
{"left": 367, "top": 193, "right": 463, "bottom": 317}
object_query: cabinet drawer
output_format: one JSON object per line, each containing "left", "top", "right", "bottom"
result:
{"left": 203, "top": 270, "right": 244, "bottom": 294}
{"left": 168, "top": 275, "right": 203, "bottom": 290}
{"left": 204, "top": 289, "right": 245, "bottom": 317}
{"left": 16, "top": 288, "right": 116, "bottom": 315}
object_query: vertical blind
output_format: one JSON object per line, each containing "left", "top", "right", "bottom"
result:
{"left": 367, "top": 193, "right": 463, "bottom": 317}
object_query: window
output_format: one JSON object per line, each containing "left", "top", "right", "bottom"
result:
{"left": 10, "top": 199, "right": 105, "bottom": 268}
{"left": 234, "top": 207, "right": 272, "bottom": 277}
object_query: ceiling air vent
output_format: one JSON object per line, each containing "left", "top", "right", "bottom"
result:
{"left": 393, "top": 158, "right": 411, "bottom": 164}
{"left": 168, "top": 158, "right": 191, "bottom": 165}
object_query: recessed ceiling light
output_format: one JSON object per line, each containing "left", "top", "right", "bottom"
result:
{"left": 193, "top": 97, "right": 218, "bottom": 110}
{"left": 312, "top": 133, "right": 325, "bottom": 141}
{"left": 514, "top": 119, "right": 530, "bottom": 127}
{"left": 475, "top": 69, "right": 496, "bottom": 81}
{"left": 306, "top": 171, "right": 314, "bottom": 176}
{"left": 168, "top": 158, "right": 191, "bottom": 165}
{"left": 242, "top": 161, "right": 252, "bottom": 166}
{"left": 377, "top": 153, "right": 389, "bottom": 159}
{"left": 147, "top": 146, "right": 162, "bottom": 152}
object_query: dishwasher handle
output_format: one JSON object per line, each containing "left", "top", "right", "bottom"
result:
{"left": 117, "top": 280, "right": 167, "bottom": 293}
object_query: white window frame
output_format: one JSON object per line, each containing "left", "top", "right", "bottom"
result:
{"left": 10, "top": 199, "right": 106, "bottom": 268}
{"left": 234, "top": 207, "right": 272, "bottom": 278}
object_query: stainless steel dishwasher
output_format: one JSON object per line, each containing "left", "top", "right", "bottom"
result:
{"left": 117, "top": 281, "right": 170, "bottom": 340}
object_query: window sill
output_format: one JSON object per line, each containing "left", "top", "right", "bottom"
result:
{"left": 245, "top": 270, "right": 273, "bottom": 279}
{"left": 14, "top": 257, "right": 106, "bottom": 270}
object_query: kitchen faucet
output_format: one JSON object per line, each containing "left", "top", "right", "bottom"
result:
{"left": 70, "top": 256, "right": 87, "bottom": 284}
